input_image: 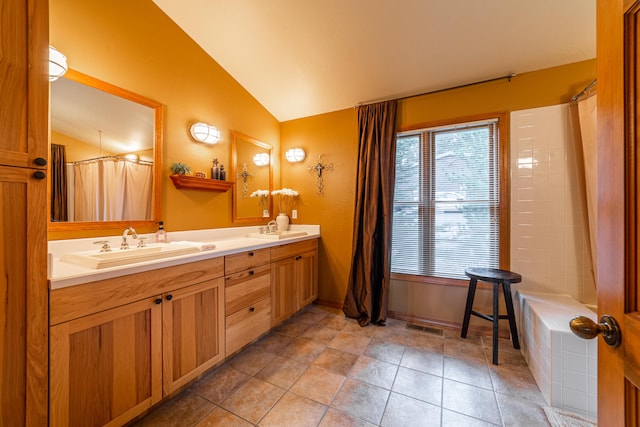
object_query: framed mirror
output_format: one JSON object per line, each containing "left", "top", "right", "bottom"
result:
{"left": 49, "top": 69, "right": 163, "bottom": 232}
{"left": 231, "top": 131, "right": 273, "bottom": 223}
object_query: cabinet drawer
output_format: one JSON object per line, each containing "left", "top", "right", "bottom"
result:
{"left": 270, "top": 238, "right": 318, "bottom": 261}
{"left": 225, "top": 264, "right": 271, "bottom": 314}
{"left": 224, "top": 248, "right": 270, "bottom": 275}
{"left": 225, "top": 297, "right": 271, "bottom": 356}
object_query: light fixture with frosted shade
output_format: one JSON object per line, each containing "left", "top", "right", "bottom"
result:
{"left": 253, "top": 153, "right": 269, "bottom": 166}
{"left": 189, "top": 122, "right": 221, "bottom": 144}
{"left": 285, "top": 148, "right": 306, "bottom": 163}
{"left": 49, "top": 46, "right": 68, "bottom": 82}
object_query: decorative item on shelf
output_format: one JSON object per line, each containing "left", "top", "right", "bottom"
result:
{"left": 271, "top": 188, "right": 299, "bottom": 230}
{"left": 211, "top": 158, "right": 220, "bottom": 179}
{"left": 49, "top": 46, "right": 68, "bottom": 82}
{"left": 285, "top": 148, "right": 306, "bottom": 163}
{"left": 219, "top": 165, "right": 226, "bottom": 180}
{"left": 195, "top": 171, "right": 206, "bottom": 178}
{"left": 238, "top": 163, "right": 255, "bottom": 197}
{"left": 253, "top": 152, "right": 269, "bottom": 166}
{"left": 307, "top": 154, "right": 333, "bottom": 195}
{"left": 190, "top": 122, "right": 220, "bottom": 144}
{"left": 250, "top": 189, "right": 270, "bottom": 217}
{"left": 170, "top": 162, "right": 192, "bottom": 175}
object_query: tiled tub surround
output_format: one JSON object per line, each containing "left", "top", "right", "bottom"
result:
{"left": 48, "top": 224, "right": 320, "bottom": 288}
{"left": 517, "top": 290, "right": 597, "bottom": 420}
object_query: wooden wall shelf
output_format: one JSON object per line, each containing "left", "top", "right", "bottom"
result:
{"left": 170, "top": 174, "right": 234, "bottom": 192}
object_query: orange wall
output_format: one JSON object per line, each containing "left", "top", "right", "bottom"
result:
{"left": 49, "top": 0, "right": 280, "bottom": 239}
{"left": 281, "top": 59, "right": 596, "bottom": 307}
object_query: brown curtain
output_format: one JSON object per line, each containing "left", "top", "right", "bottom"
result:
{"left": 50, "top": 144, "right": 68, "bottom": 221}
{"left": 343, "top": 100, "right": 398, "bottom": 326}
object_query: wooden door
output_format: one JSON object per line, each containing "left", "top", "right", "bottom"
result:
{"left": 271, "top": 257, "right": 298, "bottom": 326}
{"left": 0, "top": 167, "right": 47, "bottom": 426}
{"left": 162, "top": 278, "right": 225, "bottom": 395}
{"left": 597, "top": 1, "right": 640, "bottom": 424}
{"left": 49, "top": 298, "right": 163, "bottom": 427}
{"left": 297, "top": 250, "right": 318, "bottom": 308}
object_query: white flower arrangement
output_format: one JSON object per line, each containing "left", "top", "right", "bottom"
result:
{"left": 271, "top": 188, "right": 299, "bottom": 213}
{"left": 250, "top": 189, "right": 270, "bottom": 209}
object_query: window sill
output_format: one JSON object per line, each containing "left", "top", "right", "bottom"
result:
{"left": 391, "top": 272, "right": 494, "bottom": 290}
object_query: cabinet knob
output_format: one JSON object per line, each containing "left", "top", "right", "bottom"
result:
{"left": 249, "top": 307, "right": 255, "bottom": 312}
{"left": 33, "top": 171, "right": 46, "bottom": 180}
{"left": 295, "top": 255, "right": 302, "bottom": 260}
{"left": 154, "top": 298, "right": 162, "bottom": 305}
{"left": 249, "top": 270, "right": 254, "bottom": 276}
{"left": 165, "top": 294, "right": 173, "bottom": 301}
{"left": 248, "top": 251, "right": 254, "bottom": 257}
{"left": 34, "top": 157, "right": 47, "bottom": 166}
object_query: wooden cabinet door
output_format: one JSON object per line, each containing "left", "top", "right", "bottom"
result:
{"left": 0, "top": 166, "right": 47, "bottom": 426}
{"left": 0, "top": 0, "right": 48, "bottom": 169}
{"left": 49, "top": 298, "right": 163, "bottom": 427}
{"left": 162, "top": 278, "right": 225, "bottom": 395}
{"left": 297, "top": 250, "right": 318, "bottom": 308}
{"left": 271, "top": 257, "right": 298, "bottom": 326}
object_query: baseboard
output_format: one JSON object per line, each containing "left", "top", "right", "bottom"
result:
{"left": 388, "top": 310, "right": 511, "bottom": 339}
{"left": 314, "top": 299, "right": 343, "bottom": 309}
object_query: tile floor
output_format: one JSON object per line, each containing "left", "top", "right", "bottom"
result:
{"left": 133, "top": 305, "right": 553, "bottom": 426}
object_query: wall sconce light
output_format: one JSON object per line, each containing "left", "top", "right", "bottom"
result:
{"left": 285, "top": 148, "right": 306, "bottom": 163}
{"left": 307, "top": 154, "right": 333, "bottom": 195}
{"left": 253, "top": 153, "right": 269, "bottom": 166}
{"left": 124, "top": 153, "right": 139, "bottom": 162}
{"left": 49, "top": 46, "right": 68, "bottom": 82}
{"left": 189, "top": 122, "right": 221, "bottom": 144}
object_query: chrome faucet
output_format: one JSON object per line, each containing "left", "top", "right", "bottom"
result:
{"left": 121, "top": 226, "right": 138, "bottom": 249}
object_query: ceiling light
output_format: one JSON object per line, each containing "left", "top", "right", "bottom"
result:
{"left": 190, "top": 122, "right": 220, "bottom": 144}
{"left": 285, "top": 148, "right": 306, "bottom": 163}
{"left": 49, "top": 46, "right": 68, "bottom": 82}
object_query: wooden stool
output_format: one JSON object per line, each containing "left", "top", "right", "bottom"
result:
{"left": 460, "top": 267, "right": 522, "bottom": 365}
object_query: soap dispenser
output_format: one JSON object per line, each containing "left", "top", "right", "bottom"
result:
{"left": 156, "top": 221, "right": 167, "bottom": 243}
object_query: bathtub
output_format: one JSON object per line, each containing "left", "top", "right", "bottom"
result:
{"left": 516, "top": 290, "right": 597, "bottom": 419}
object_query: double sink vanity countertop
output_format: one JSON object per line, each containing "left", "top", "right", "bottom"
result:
{"left": 48, "top": 224, "right": 320, "bottom": 289}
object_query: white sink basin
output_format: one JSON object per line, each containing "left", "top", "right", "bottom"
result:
{"left": 245, "top": 231, "right": 308, "bottom": 240}
{"left": 60, "top": 243, "right": 201, "bottom": 269}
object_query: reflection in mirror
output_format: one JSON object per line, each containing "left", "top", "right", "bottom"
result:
{"left": 49, "top": 69, "right": 163, "bottom": 232}
{"left": 231, "top": 131, "right": 273, "bottom": 223}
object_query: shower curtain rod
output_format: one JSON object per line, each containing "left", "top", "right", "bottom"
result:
{"left": 356, "top": 73, "right": 517, "bottom": 107}
{"left": 68, "top": 155, "right": 153, "bottom": 165}
{"left": 571, "top": 79, "right": 597, "bottom": 102}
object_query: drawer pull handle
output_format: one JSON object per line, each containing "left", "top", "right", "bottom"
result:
{"left": 165, "top": 294, "right": 173, "bottom": 301}
{"left": 249, "top": 307, "right": 255, "bottom": 312}
{"left": 248, "top": 251, "right": 254, "bottom": 257}
{"left": 33, "top": 171, "right": 46, "bottom": 180}
{"left": 34, "top": 157, "right": 47, "bottom": 166}
{"left": 249, "top": 270, "right": 254, "bottom": 276}
{"left": 154, "top": 298, "right": 162, "bottom": 305}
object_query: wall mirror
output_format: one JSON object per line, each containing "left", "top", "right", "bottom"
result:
{"left": 49, "top": 69, "right": 163, "bottom": 232}
{"left": 231, "top": 131, "right": 273, "bottom": 223}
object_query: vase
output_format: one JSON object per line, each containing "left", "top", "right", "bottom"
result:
{"left": 276, "top": 213, "right": 289, "bottom": 231}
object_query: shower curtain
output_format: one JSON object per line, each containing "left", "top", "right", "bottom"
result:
{"left": 73, "top": 159, "right": 153, "bottom": 221}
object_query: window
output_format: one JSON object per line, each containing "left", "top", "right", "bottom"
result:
{"left": 391, "top": 115, "right": 507, "bottom": 281}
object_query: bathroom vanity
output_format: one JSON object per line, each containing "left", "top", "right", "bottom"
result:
{"left": 48, "top": 226, "right": 319, "bottom": 427}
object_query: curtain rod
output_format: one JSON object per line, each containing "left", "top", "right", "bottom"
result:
{"left": 570, "top": 79, "right": 597, "bottom": 102}
{"left": 67, "top": 155, "right": 153, "bottom": 165}
{"left": 356, "top": 73, "right": 517, "bottom": 107}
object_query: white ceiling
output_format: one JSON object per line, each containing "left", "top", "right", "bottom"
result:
{"left": 152, "top": 0, "right": 596, "bottom": 122}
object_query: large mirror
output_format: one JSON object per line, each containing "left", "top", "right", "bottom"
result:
{"left": 231, "top": 131, "right": 273, "bottom": 223}
{"left": 49, "top": 69, "right": 163, "bottom": 232}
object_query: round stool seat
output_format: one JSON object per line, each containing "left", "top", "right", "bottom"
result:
{"left": 465, "top": 267, "right": 522, "bottom": 284}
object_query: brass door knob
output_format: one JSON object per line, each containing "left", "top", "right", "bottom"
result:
{"left": 570, "top": 314, "right": 621, "bottom": 347}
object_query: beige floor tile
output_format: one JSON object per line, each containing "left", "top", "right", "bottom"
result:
{"left": 274, "top": 319, "right": 313, "bottom": 337}
{"left": 329, "top": 332, "right": 372, "bottom": 355}
{"left": 302, "top": 326, "right": 341, "bottom": 343}
{"left": 294, "top": 309, "right": 329, "bottom": 325}
{"left": 252, "top": 332, "right": 295, "bottom": 354}
{"left": 489, "top": 364, "right": 547, "bottom": 405}
{"left": 227, "top": 346, "right": 277, "bottom": 376}
{"left": 195, "top": 407, "right": 253, "bottom": 427}
{"left": 441, "top": 409, "right": 498, "bottom": 427}
{"left": 400, "top": 347, "right": 444, "bottom": 377}
{"left": 313, "top": 347, "right": 359, "bottom": 376}
{"left": 290, "top": 366, "right": 346, "bottom": 405}
{"left": 331, "top": 379, "right": 390, "bottom": 425}
{"left": 220, "top": 378, "right": 285, "bottom": 424}
{"left": 190, "top": 365, "right": 251, "bottom": 404}
{"left": 281, "top": 337, "right": 327, "bottom": 364}
{"left": 364, "top": 339, "right": 405, "bottom": 365}
{"left": 342, "top": 322, "right": 379, "bottom": 338}
{"left": 254, "top": 355, "right": 308, "bottom": 389}
{"left": 349, "top": 355, "right": 398, "bottom": 390}
{"left": 443, "top": 356, "right": 493, "bottom": 390}
{"left": 320, "top": 315, "right": 352, "bottom": 331}
{"left": 318, "top": 408, "right": 378, "bottom": 427}
{"left": 495, "top": 393, "right": 551, "bottom": 427}
{"left": 392, "top": 366, "right": 442, "bottom": 406}
{"left": 380, "top": 392, "right": 441, "bottom": 427}
{"left": 134, "top": 391, "right": 214, "bottom": 426}
{"left": 259, "top": 392, "right": 327, "bottom": 427}
{"left": 444, "top": 338, "right": 488, "bottom": 364}
{"left": 442, "top": 379, "right": 501, "bottom": 425}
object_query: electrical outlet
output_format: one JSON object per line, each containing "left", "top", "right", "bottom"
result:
{"left": 291, "top": 209, "right": 298, "bottom": 219}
